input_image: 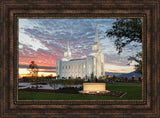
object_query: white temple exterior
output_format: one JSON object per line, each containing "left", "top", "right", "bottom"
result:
{"left": 56, "top": 24, "right": 105, "bottom": 80}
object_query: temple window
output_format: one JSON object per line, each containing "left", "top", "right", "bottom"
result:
{"left": 88, "top": 64, "right": 90, "bottom": 68}
{"left": 101, "top": 63, "right": 103, "bottom": 69}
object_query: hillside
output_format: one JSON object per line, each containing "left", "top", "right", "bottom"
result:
{"left": 105, "top": 71, "right": 142, "bottom": 79}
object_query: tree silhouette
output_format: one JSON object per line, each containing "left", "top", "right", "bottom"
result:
{"left": 91, "top": 72, "right": 94, "bottom": 82}
{"left": 28, "top": 61, "right": 39, "bottom": 77}
{"left": 27, "top": 61, "right": 39, "bottom": 89}
{"left": 128, "top": 52, "right": 142, "bottom": 74}
{"left": 106, "top": 18, "right": 142, "bottom": 74}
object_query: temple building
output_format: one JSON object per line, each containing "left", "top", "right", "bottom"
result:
{"left": 56, "top": 24, "right": 105, "bottom": 79}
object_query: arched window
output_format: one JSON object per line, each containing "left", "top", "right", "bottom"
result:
{"left": 88, "top": 64, "right": 90, "bottom": 68}
{"left": 79, "top": 65, "right": 81, "bottom": 69}
{"left": 101, "top": 63, "right": 103, "bottom": 69}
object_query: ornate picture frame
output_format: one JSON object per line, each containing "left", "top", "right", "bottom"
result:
{"left": 0, "top": 0, "right": 159, "bottom": 117}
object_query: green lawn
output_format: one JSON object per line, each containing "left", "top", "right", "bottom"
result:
{"left": 106, "top": 82, "right": 142, "bottom": 100}
{"left": 18, "top": 82, "right": 142, "bottom": 100}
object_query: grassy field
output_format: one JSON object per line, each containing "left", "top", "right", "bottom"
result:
{"left": 18, "top": 82, "right": 142, "bottom": 100}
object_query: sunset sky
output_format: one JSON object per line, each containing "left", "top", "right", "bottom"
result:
{"left": 18, "top": 18, "right": 142, "bottom": 77}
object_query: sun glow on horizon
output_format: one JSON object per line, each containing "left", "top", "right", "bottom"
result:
{"left": 19, "top": 63, "right": 135, "bottom": 78}
{"left": 19, "top": 68, "right": 56, "bottom": 78}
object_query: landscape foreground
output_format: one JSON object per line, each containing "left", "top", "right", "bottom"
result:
{"left": 19, "top": 82, "right": 142, "bottom": 100}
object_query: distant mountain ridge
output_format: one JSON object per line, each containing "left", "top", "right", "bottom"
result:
{"left": 105, "top": 71, "right": 142, "bottom": 79}
{"left": 105, "top": 72, "right": 123, "bottom": 76}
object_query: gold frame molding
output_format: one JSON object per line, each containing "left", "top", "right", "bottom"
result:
{"left": 0, "top": 0, "right": 159, "bottom": 117}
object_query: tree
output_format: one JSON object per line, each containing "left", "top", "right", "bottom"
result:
{"left": 28, "top": 61, "right": 39, "bottom": 77}
{"left": 27, "top": 61, "right": 39, "bottom": 89}
{"left": 139, "top": 77, "right": 142, "bottom": 82}
{"left": 128, "top": 52, "right": 142, "bottom": 74}
{"left": 57, "top": 75, "right": 60, "bottom": 79}
{"left": 125, "top": 77, "right": 128, "bottom": 83}
{"left": 85, "top": 75, "right": 88, "bottom": 81}
{"left": 91, "top": 72, "right": 94, "bottom": 82}
{"left": 132, "top": 77, "right": 135, "bottom": 82}
{"left": 106, "top": 19, "right": 142, "bottom": 74}
{"left": 113, "top": 75, "right": 116, "bottom": 79}
{"left": 48, "top": 79, "right": 57, "bottom": 90}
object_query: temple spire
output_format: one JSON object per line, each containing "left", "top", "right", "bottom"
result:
{"left": 67, "top": 40, "right": 70, "bottom": 52}
{"left": 95, "top": 23, "right": 99, "bottom": 43}
{"left": 66, "top": 39, "right": 71, "bottom": 57}
{"left": 63, "top": 38, "right": 72, "bottom": 60}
